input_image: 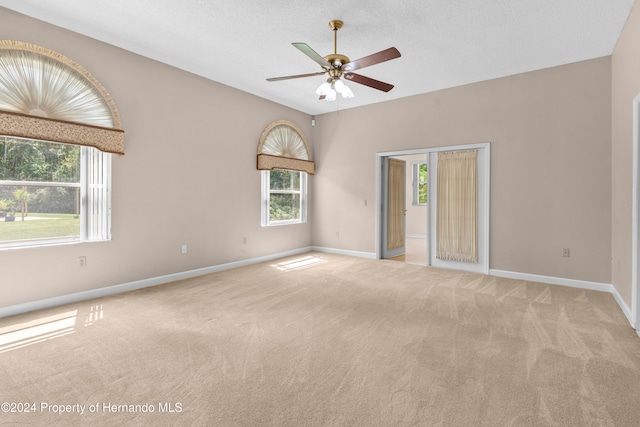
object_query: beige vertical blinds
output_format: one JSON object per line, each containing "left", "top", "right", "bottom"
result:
{"left": 436, "top": 149, "right": 478, "bottom": 263}
{"left": 0, "top": 40, "right": 124, "bottom": 154}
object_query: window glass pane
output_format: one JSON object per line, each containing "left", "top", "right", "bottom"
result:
{"left": 0, "top": 136, "right": 89, "bottom": 246}
{"left": 261, "top": 169, "right": 306, "bottom": 226}
{"left": 0, "top": 185, "right": 80, "bottom": 242}
{"left": 418, "top": 163, "right": 428, "bottom": 204}
{"left": 270, "top": 170, "right": 300, "bottom": 191}
{"left": 0, "top": 137, "right": 80, "bottom": 182}
{"left": 269, "top": 193, "right": 301, "bottom": 222}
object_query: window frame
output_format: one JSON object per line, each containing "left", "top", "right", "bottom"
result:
{"left": 0, "top": 137, "right": 111, "bottom": 249}
{"left": 261, "top": 169, "right": 308, "bottom": 226}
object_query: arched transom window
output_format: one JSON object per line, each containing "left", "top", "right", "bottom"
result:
{"left": 257, "top": 120, "right": 314, "bottom": 175}
{"left": 0, "top": 40, "right": 124, "bottom": 154}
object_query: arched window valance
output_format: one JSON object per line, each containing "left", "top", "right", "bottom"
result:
{"left": 257, "top": 120, "right": 314, "bottom": 175}
{"left": 0, "top": 40, "right": 124, "bottom": 154}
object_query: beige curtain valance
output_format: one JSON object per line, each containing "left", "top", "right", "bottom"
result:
{"left": 257, "top": 120, "right": 314, "bottom": 175}
{"left": 0, "top": 40, "right": 124, "bottom": 155}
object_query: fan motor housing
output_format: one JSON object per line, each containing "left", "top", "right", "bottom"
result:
{"left": 324, "top": 53, "right": 350, "bottom": 68}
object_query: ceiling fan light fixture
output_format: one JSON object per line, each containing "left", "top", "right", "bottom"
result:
{"left": 316, "top": 79, "right": 353, "bottom": 101}
{"left": 267, "top": 20, "right": 401, "bottom": 100}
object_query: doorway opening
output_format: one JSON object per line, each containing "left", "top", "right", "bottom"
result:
{"left": 376, "top": 143, "right": 490, "bottom": 274}
{"left": 383, "top": 154, "right": 429, "bottom": 266}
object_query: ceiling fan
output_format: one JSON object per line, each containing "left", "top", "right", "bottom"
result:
{"left": 266, "top": 20, "right": 401, "bottom": 101}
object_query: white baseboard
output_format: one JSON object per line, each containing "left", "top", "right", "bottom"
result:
{"left": 610, "top": 284, "right": 635, "bottom": 329}
{"left": 490, "top": 269, "right": 635, "bottom": 329}
{"left": 311, "top": 246, "right": 376, "bottom": 259}
{"left": 489, "top": 269, "right": 612, "bottom": 292}
{"left": 0, "top": 247, "right": 313, "bottom": 319}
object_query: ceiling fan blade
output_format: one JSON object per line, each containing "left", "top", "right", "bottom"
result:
{"left": 292, "top": 43, "right": 332, "bottom": 68}
{"left": 342, "top": 47, "right": 401, "bottom": 72}
{"left": 344, "top": 73, "right": 394, "bottom": 92}
{"left": 266, "top": 71, "right": 326, "bottom": 82}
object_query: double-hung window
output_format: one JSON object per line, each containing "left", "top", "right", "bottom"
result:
{"left": 0, "top": 136, "right": 111, "bottom": 248}
{"left": 261, "top": 169, "right": 307, "bottom": 226}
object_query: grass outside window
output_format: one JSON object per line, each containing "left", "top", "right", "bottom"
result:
{"left": 0, "top": 213, "right": 80, "bottom": 243}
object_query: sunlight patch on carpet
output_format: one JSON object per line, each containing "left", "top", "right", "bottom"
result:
{"left": 271, "top": 255, "right": 327, "bottom": 272}
{"left": 0, "top": 310, "right": 77, "bottom": 353}
{"left": 84, "top": 304, "right": 104, "bottom": 326}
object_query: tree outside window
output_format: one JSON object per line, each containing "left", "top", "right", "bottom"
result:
{"left": 413, "top": 162, "right": 428, "bottom": 205}
{"left": 262, "top": 169, "right": 307, "bottom": 226}
{"left": 0, "top": 136, "right": 110, "bottom": 247}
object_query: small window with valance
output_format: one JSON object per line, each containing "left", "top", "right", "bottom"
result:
{"left": 257, "top": 120, "right": 313, "bottom": 226}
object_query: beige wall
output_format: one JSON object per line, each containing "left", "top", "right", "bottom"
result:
{"left": 0, "top": 8, "right": 313, "bottom": 307}
{"left": 313, "top": 58, "right": 612, "bottom": 284}
{"left": 612, "top": 0, "right": 640, "bottom": 309}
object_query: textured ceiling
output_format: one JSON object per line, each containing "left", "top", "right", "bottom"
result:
{"left": 0, "top": 0, "right": 634, "bottom": 115}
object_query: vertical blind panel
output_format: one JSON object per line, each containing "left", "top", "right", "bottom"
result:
{"left": 81, "top": 147, "right": 110, "bottom": 241}
{"left": 387, "top": 158, "right": 406, "bottom": 251}
{"left": 436, "top": 150, "right": 478, "bottom": 263}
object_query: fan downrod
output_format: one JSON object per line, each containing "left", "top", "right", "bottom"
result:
{"left": 325, "top": 20, "right": 349, "bottom": 69}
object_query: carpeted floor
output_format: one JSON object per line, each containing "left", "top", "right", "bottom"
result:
{"left": 1, "top": 252, "right": 640, "bottom": 426}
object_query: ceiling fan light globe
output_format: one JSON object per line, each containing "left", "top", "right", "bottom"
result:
{"left": 336, "top": 80, "right": 354, "bottom": 98}
{"left": 326, "top": 89, "right": 337, "bottom": 101}
{"left": 315, "top": 81, "right": 331, "bottom": 95}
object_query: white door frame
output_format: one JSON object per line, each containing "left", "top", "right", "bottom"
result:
{"left": 376, "top": 142, "right": 490, "bottom": 274}
{"left": 631, "top": 92, "right": 640, "bottom": 331}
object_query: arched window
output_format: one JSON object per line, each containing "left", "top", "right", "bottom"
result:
{"left": 257, "top": 120, "right": 314, "bottom": 175}
{"left": 0, "top": 41, "right": 124, "bottom": 248}
{"left": 257, "top": 120, "right": 313, "bottom": 226}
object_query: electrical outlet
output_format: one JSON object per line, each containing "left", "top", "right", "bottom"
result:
{"left": 562, "top": 248, "right": 570, "bottom": 258}
{"left": 78, "top": 256, "right": 87, "bottom": 268}
{"left": 243, "top": 237, "right": 247, "bottom": 245}
{"left": 336, "top": 231, "right": 340, "bottom": 238}
{"left": 181, "top": 244, "right": 188, "bottom": 254}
